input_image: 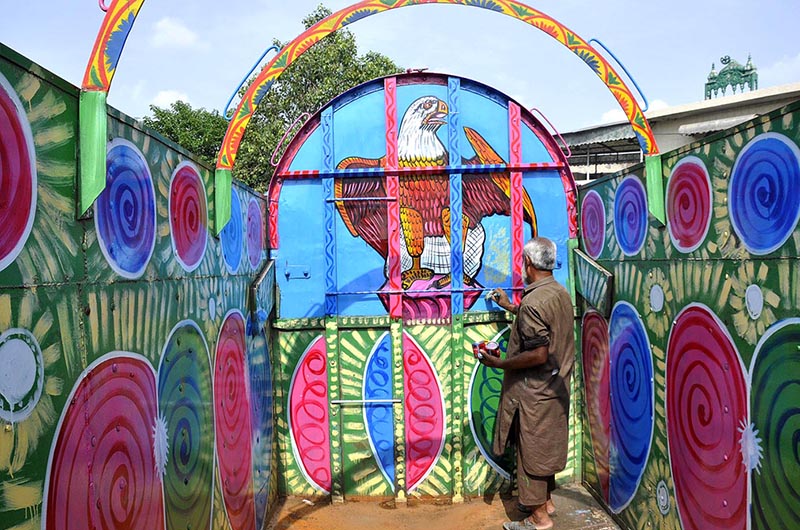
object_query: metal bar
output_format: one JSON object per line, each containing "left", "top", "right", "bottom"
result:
{"left": 448, "top": 76, "right": 464, "bottom": 319}
{"left": 385, "top": 77, "right": 402, "bottom": 320}
{"left": 329, "top": 286, "right": 524, "bottom": 296}
{"left": 331, "top": 399, "right": 401, "bottom": 405}
{"left": 324, "top": 196, "right": 397, "bottom": 203}
{"left": 223, "top": 45, "right": 280, "bottom": 120}
{"left": 509, "top": 102, "right": 524, "bottom": 305}
{"left": 277, "top": 162, "right": 564, "bottom": 179}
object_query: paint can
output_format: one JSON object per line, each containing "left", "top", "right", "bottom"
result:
{"left": 471, "top": 341, "right": 485, "bottom": 359}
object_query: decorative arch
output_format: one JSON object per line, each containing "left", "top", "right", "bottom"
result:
{"left": 217, "top": 0, "right": 657, "bottom": 173}
{"left": 80, "top": 0, "right": 659, "bottom": 228}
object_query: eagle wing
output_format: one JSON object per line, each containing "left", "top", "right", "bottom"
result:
{"left": 334, "top": 156, "right": 389, "bottom": 258}
{"left": 462, "top": 127, "right": 537, "bottom": 235}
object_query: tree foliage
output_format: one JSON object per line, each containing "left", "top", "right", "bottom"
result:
{"left": 144, "top": 4, "right": 402, "bottom": 191}
{"left": 142, "top": 101, "right": 228, "bottom": 167}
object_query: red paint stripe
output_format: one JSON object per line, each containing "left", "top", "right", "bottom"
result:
{"left": 384, "top": 78, "right": 402, "bottom": 318}
{"left": 268, "top": 180, "right": 282, "bottom": 248}
{"left": 509, "top": 103, "right": 523, "bottom": 303}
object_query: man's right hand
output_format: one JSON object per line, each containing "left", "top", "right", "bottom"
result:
{"left": 490, "top": 288, "right": 516, "bottom": 313}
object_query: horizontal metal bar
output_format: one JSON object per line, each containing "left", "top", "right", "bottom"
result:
{"left": 324, "top": 196, "right": 397, "bottom": 203}
{"left": 329, "top": 286, "right": 525, "bottom": 296}
{"left": 331, "top": 399, "right": 401, "bottom": 405}
{"left": 278, "top": 162, "right": 564, "bottom": 179}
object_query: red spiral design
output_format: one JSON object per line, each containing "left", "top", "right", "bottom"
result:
{"left": 214, "top": 311, "right": 255, "bottom": 530}
{"left": 289, "top": 335, "right": 331, "bottom": 492}
{"left": 667, "top": 305, "right": 748, "bottom": 530}
{"left": 581, "top": 311, "right": 610, "bottom": 502}
{"left": 403, "top": 333, "right": 445, "bottom": 491}
{"left": 169, "top": 162, "right": 208, "bottom": 271}
{"left": 46, "top": 355, "right": 164, "bottom": 530}
{"left": 0, "top": 75, "right": 36, "bottom": 271}
{"left": 667, "top": 157, "right": 711, "bottom": 253}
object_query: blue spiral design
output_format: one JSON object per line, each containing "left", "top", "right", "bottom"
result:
{"left": 363, "top": 333, "right": 395, "bottom": 488}
{"left": 220, "top": 188, "right": 243, "bottom": 273}
{"left": 247, "top": 325, "right": 273, "bottom": 530}
{"left": 729, "top": 133, "right": 800, "bottom": 255}
{"left": 96, "top": 140, "right": 156, "bottom": 278}
{"left": 614, "top": 176, "right": 648, "bottom": 256}
{"left": 608, "top": 302, "right": 653, "bottom": 512}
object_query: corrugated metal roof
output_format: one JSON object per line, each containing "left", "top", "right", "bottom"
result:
{"left": 560, "top": 123, "right": 635, "bottom": 148}
{"left": 677, "top": 114, "right": 757, "bottom": 135}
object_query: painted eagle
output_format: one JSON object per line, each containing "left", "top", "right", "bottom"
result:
{"left": 334, "top": 95, "right": 537, "bottom": 291}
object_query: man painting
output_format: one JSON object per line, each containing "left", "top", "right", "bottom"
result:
{"left": 481, "top": 237, "right": 575, "bottom": 530}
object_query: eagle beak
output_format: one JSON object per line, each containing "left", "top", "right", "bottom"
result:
{"left": 424, "top": 100, "right": 449, "bottom": 126}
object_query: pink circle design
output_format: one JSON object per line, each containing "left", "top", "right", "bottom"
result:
{"left": 45, "top": 354, "right": 164, "bottom": 530}
{"left": 214, "top": 311, "right": 255, "bottom": 530}
{"left": 0, "top": 72, "right": 37, "bottom": 272}
{"left": 403, "top": 332, "right": 445, "bottom": 491}
{"left": 581, "top": 190, "right": 605, "bottom": 259}
{"left": 169, "top": 161, "right": 208, "bottom": 271}
{"left": 289, "top": 335, "right": 331, "bottom": 492}
{"left": 246, "top": 198, "right": 263, "bottom": 270}
{"left": 667, "top": 156, "right": 711, "bottom": 253}
{"left": 667, "top": 304, "right": 748, "bottom": 530}
{"left": 581, "top": 311, "right": 610, "bottom": 503}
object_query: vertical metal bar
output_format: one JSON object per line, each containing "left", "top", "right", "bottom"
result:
{"left": 448, "top": 77, "right": 464, "bottom": 318}
{"left": 325, "top": 317, "right": 344, "bottom": 503}
{"left": 566, "top": 237, "right": 582, "bottom": 482}
{"left": 385, "top": 78, "right": 402, "bottom": 320}
{"left": 322, "top": 107, "right": 338, "bottom": 315}
{"left": 509, "top": 102, "right": 524, "bottom": 305}
{"left": 390, "top": 320, "right": 407, "bottom": 503}
{"left": 447, "top": 77, "right": 465, "bottom": 503}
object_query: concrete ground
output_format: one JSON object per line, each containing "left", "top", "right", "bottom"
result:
{"left": 267, "top": 483, "right": 620, "bottom": 530}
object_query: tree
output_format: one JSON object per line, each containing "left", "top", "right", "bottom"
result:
{"left": 144, "top": 4, "right": 402, "bottom": 191}
{"left": 141, "top": 101, "right": 228, "bottom": 167}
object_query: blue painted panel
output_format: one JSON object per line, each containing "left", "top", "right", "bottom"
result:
{"left": 287, "top": 123, "right": 323, "bottom": 172}
{"left": 335, "top": 211, "right": 387, "bottom": 317}
{"left": 521, "top": 121, "right": 554, "bottom": 164}
{"left": 523, "top": 170, "right": 570, "bottom": 289}
{"left": 274, "top": 180, "right": 326, "bottom": 318}
{"left": 363, "top": 332, "right": 395, "bottom": 489}
{"left": 470, "top": 212, "right": 512, "bottom": 312}
{"left": 332, "top": 89, "right": 386, "bottom": 166}
{"left": 459, "top": 89, "right": 510, "bottom": 163}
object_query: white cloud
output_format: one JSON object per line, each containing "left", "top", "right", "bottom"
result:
{"left": 150, "top": 17, "right": 206, "bottom": 49}
{"left": 600, "top": 98, "right": 669, "bottom": 124}
{"left": 151, "top": 90, "right": 190, "bottom": 108}
{"left": 760, "top": 52, "right": 800, "bottom": 87}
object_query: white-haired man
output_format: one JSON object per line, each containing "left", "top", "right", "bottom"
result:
{"left": 481, "top": 237, "right": 575, "bottom": 530}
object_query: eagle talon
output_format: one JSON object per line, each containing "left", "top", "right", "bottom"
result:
{"left": 434, "top": 273, "right": 476, "bottom": 290}
{"left": 402, "top": 268, "right": 434, "bottom": 290}
{"left": 433, "top": 274, "right": 451, "bottom": 289}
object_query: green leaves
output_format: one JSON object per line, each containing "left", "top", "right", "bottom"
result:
{"left": 142, "top": 101, "right": 229, "bottom": 167}
{"left": 142, "top": 4, "right": 402, "bottom": 192}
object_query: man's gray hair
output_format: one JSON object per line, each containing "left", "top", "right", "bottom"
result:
{"left": 523, "top": 237, "right": 557, "bottom": 270}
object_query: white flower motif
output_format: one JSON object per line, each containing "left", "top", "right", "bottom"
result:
{"left": 153, "top": 413, "right": 169, "bottom": 480}
{"left": 738, "top": 419, "right": 764, "bottom": 474}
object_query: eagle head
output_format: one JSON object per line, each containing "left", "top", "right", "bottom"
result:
{"left": 398, "top": 96, "right": 449, "bottom": 165}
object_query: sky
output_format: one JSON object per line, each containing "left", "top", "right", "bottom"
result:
{"left": 1, "top": 1, "right": 799, "bottom": 132}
